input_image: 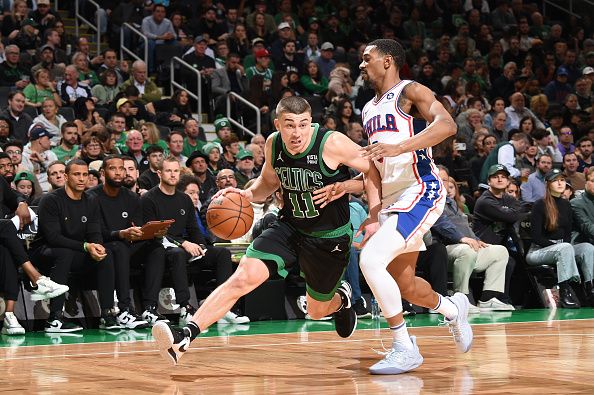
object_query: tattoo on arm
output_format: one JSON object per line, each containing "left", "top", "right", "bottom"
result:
{"left": 397, "top": 82, "right": 420, "bottom": 118}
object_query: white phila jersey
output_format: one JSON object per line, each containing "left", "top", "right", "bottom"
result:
{"left": 362, "top": 79, "right": 442, "bottom": 211}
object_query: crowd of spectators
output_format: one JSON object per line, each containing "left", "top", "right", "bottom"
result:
{"left": 1, "top": 0, "right": 594, "bottom": 334}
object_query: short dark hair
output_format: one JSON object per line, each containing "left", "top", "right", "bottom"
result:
{"left": 0, "top": 152, "right": 10, "bottom": 161}
{"left": 531, "top": 128, "right": 549, "bottom": 140}
{"left": 368, "top": 39, "right": 406, "bottom": 70}
{"left": 176, "top": 174, "right": 200, "bottom": 193}
{"left": 121, "top": 155, "right": 138, "bottom": 169}
{"left": 47, "top": 160, "right": 65, "bottom": 176}
{"left": 101, "top": 154, "right": 124, "bottom": 170}
{"left": 220, "top": 133, "right": 239, "bottom": 149}
{"left": 166, "top": 130, "right": 184, "bottom": 143}
{"left": 146, "top": 145, "right": 165, "bottom": 155}
{"left": 3, "top": 140, "right": 23, "bottom": 151}
{"left": 65, "top": 159, "right": 88, "bottom": 174}
{"left": 275, "top": 96, "right": 312, "bottom": 118}
{"left": 577, "top": 137, "right": 592, "bottom": 147}
{"left": 61, "top": 121, "right": 78, "bottom": 134}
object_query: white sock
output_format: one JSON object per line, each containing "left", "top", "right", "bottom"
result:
{"left": 434, "top": 294, "right": 458, "bottom": 321}
{"left": 391, "top": 322, "right": 413, "bottom": 350}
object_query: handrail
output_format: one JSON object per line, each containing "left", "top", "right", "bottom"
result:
{"left": 542, "top": 0, "right": 594, "bottom": 19}
{"left": 75, "top": 0, "right": 101, "bottom": 55}
{"left": 227, "top": 92, "right": 259, "bottom": 137}
{"left": 170, "top": 57, "right": 201, "bottom": 120}
{"left": 120, "top": 23, "right": 148, "bottom": 66}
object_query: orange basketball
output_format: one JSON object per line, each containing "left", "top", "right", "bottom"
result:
{"left": 206, "top": 192, "right": 254, "bottom": 240}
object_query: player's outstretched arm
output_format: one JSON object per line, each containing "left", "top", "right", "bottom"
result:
{"left": 360, "top": 82, "right": 457, "bottom": 161}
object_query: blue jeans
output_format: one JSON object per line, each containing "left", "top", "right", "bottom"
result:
{"left": 344, "top": 247, "right": 362, "bottom": 302}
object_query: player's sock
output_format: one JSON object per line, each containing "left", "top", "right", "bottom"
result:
{"left": 434, "top": 294, "right": 458, "bottom": 321}
{"left": 391, "top": 321, "right": 413, "bottom": 350}
{"left": 183, "top": 321, "right": 200, "bottom": 341}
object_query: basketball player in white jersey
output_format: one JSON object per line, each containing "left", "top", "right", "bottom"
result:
{"left": 315, "top": 39, "right": 473, "bottom": 374}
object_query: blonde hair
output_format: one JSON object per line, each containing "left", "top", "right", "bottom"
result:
{"left": 140, "top": 121, "right": 160, "bottom": 144}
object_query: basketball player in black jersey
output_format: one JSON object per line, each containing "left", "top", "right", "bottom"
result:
{"left": 152, "top": 96, "right": 382, "bottom": 366}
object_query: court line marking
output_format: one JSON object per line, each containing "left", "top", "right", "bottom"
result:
{"left": 3, "top": 332, "right": 594, "bottom": 361}
{"left": 4, "top": 316, "right": 593, "bottom": 350}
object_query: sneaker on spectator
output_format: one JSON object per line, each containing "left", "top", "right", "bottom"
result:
{"left": 117, "top": 309, "right": 150, "bottom": 329}
{"left": 478, "top": 297, "right": 515, "bottom": 311}
{"left": 353, "top": 298, "right": 371, "bottom": 319}
{"left": 179, "top": 304, "right": 197, "bottom": 327}
{"left": 142, "top": 305, "right": 170, "bottom": 326}
{"left": 468, "top": 304, "right": 481, "bottom": 314}
{"left": 30, "top": 276, "right": 69, "bottom": 301}
{"left": 45, "top": 315, "right": 83, "bottom": 333}
{"left": 218, "top": 310, "right": 250, "bottom": 324}
{"left": 152, "top": 321, "right": 190, "bottom": 366}
{"left": 369, "top": 336, "right": 424, "bottom": 375}
{"left": 334, "top": 281, "right": 357, "bottom": 338}
{"left": 100, "top": 313, "right": 124, "bottom": 330}
{"left": 1, "top": 312, "right": 25, "bottom": 335}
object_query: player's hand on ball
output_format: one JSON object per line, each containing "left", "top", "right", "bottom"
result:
{"left": 355, "top": 216, "right": 380, "bottom": 248}
{"left": 313, "top": 182, "right": 346, "bottom": 208}
{"left": 212, "top": 187, "right": 252, "bottom": 201}
{"left": 360, "top": 142, "right": 402, "bottom": 160}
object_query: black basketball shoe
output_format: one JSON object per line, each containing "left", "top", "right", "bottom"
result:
{"left": 334, "top": 281, "right": 357, "bottom": 338}
{"left": 152, "top": 321, "right": 190, "bottom": 366}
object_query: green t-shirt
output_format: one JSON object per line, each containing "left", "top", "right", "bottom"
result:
{"left": 182, "top": 138, "right": 206, "bottom": 158}
{"left": 142, "top": 139, "right": 169, "bottom": 155}
{"left": 23, "top": 84, "right": 55, "bottom": 104}
{"left": 51, "top": 144, "right": 79, "bottom": 162}
{"left": 114, "top": 132, "right": 128, "bottom": 153}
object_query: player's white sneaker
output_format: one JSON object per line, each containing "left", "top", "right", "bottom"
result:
{"left": 152, "top": 321, "right": 190, "bottom": 366}
{"left": 369, "top": 336, "right": 424, "bottom": 375}
{"left": 444, "top": 293, "right": 474, "bottom": 353}
{"left": 218, "top": 310, "right": 250, "bottom": 324}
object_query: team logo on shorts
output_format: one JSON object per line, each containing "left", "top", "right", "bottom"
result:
{"left": 180, "top": 209, "right": 186, "bottom": 215}
{"left": 387, "top": 92, "right": 394, "bottom": 100}
{"left": 81, "top": 216, "right": 87, "bottom": 223}
{"left": 122, "top": 211, "right": 128, "bottom": 218}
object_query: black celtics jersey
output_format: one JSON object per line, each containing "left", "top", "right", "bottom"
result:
{"left": 271, "top": 124, "right": 351, "bottom": 233}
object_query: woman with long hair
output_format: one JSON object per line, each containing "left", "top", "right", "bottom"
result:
{"left": 23, "top": 68, "right": 62, "bottom": 108}
{"left": 139, "top": 121, "right": 168, "bottom": 153}
{"left": 446, "top": 176, "right": 469, "bottom": 214}
{"left": 527, "top": 169, "right": 594, "bottom": 307}
{"left": 146, "top": 89, "right": 193, "bottom": 127}
{"left": 72, "top": 52, "right": 100, "bottom": 87}
{"left": 334, "top": 98, "right": 356, "bottom": 134}
{"left": 530, "top": 94, "right": 549, "bottom": 128}
{"left": 519, "top": 116, "right": 536, "bottom": 136}
{"left": 91, "top": 69, "right": 119, "bottom": 107}
{"left": 2, "top": 0, "right": 27, "bottom": 39}
{"left": 248, "top": 12, "right": 272, "bottom": 44}
{"left": 227, "top": 23, "right": 250, "bottom": 59}
{"left": 300, "top": 60, "right": 328, "bottom": 96}
{"left": 73, "top": 97, "right": 105, "bottom": 134}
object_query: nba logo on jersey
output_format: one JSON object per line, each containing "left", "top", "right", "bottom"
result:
{"left": 307, "top": 155, "right": 318, "bottom": 165}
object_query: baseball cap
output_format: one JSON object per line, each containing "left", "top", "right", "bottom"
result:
{"left": 255, "top": 48, "right": 270, "bottom": 59}
{"left": 116, "top": 98, "right": 132, "bottom": 110}
{"left": 487, "top": 164, "right": 510, "bottom": 178}
{"left": 321, "top": 42, "right": 335, "bottom": 51}
{"left": 251, "top": 37, "right": 265, "bottom": 46}
{"left": 30, "top": 127, "right": 51, "bottom": 141}
{"left": 308, "top": 17, "right": 319, "bottom": 25}
{"left": 236, "top": 149, "right": 253, "bottom": 160}
{"left": 584, "top": 38, "right": 594, "bottom": 47}
{"left": 278, "top": 22, "right": 291, "bottom": 30}
{"left": 587, "top": 51, "right": 594, "bottom": 58}
{"left": 545, "top": 168, "right": 565, "bottom": 182}
{"left": 194, "top": 35, "right": 207, "bottom": 44}
{"left": 14, "top": 171, "right": 35, "bottom": 184}
{"left": 39, "top": 44, "right": 54, "bottom": 53}
{"left": 37, "top": 0, "right": 50, "bottom": 4}
{"left": 556, "top": 66, "right": 569, "bottom": 76}
{"left": 22, "top": 18, "right": 38, "bottom": 28}
{"left": 214, "top": 117, "right": 231, "bottom": 131}
{"left": 185, "top": 150, "right": 208, "bottom": 167}
{"left": 583, "top": 66, "right": 594, "bottom": 75}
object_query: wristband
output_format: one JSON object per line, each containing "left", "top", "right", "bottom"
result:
{"left": 83, "top": 242, "right": 88, "bottom": 252}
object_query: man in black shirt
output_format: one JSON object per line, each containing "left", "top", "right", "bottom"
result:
{"left": 31, "top": 159, "right": 120, "bottom": 332}
{"left": 138, "top": 145, "right": 163, "bottom": 191}
{"left": 88, "top": 155, "right": 166, "bottom": 328}
{"left": 141, "top": 157, "right": 202, "bottom": 326}
{"left": 185, "top": 150, "right": 216, "bottom": 205}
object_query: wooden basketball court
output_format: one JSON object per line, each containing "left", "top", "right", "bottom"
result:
{"left": 2, "top": 312, "right": 594, "bottom": 394}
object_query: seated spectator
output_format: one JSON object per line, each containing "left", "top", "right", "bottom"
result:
{"left": 563, "top": 152, "right": 586, "bottom": 191}
{"left": 177, "top": 175, "right": 250, "bottom": 323}
{"left": 456, "top": 109, "right": 486, "bottom": 158}
{"left": 199, "top": 168, "right": 237, "bottom": 232}
{"left": 51, "top": 122, "right": 79, "bottom": 162}
{"left": 115, "top": 97, "right": 141, "bottom": 130}
{"left": 141, "top": 157, "right": 202, "bottom": 326}
{"left": 146, "top": 90, "right": 194, "bottom": 129}
{"left": 11, "top": 18, "right": 41, "bottom": 52}
{"left": 139, "top": 121, "right": 168, "bottom": 153}
{"left": 506, "top": 178, "right": 522, "bottom": 200}
{"left": 517, "top": 139, "right": 538, "bottom": 175}
{"left": 141, "top": 4, "right": 177, "bottom": 74}
{"left": 123, "top": 130, "right": 149, "bottom": 173}
{"left": 170, "top": 12, "right": 192, "bottom": 47}
{"left": 234, "top": 149, "right": 258, "bottom": 189}
{"left": 79, "top": 134, "right": 105, "bottom": 165}
{"left": 505, "top": 92, "right": 545, "bottom": 131}
{"left": 31, "top": 98, "right": 66, "bottom": 145}
{"left": 576, "top": 137, "right": 593, "bottom": 172}
{"left": 38, "top": 29, "right": 68, "bottom": 66}
{"left": 23, "top": 68, "right": 61, "bottom": 108}
{"left": 575, "top": 76, "right": 593, "bottom": 110}
{"left": 226, "top": 23, "right": 250, "bottom": 59}
{"left": 530, "top": 94, "right": 550, "bottom": 128}
{"left": 167, "top": 130, "right": 187, "bottom": 166}
{"left": 527, "top": 169, "right": 594, "bottom": 307}
{"left": 86, "top": 169, "right": 101, "bottom": 189}
{"left": 1, "top": 1, "right": 27, "bottom": 40}
{"left": 220, "top": 134, "right": 240, "bottom": 170}
{"left": 521, "top": 153, "right": 553, "bottom": 203}
{"left": 73, "top": 97, "right": 106, "bottom": 134}
{"left": 58, "top": 65, "right": 92, "bottom": 106}
{"left": 433, "top": 168, "right": 514, "bottom": 312}
{"left": 30, "top": 159, "right": 119, "bottom": 332}
{"left": 489, "top": 111, "right": 509, "bottom": 143}
{"left": 98, "top": 49, "right": 129, "bottom": 86}
{"left": 4, "top": 140, "right": 27, "bottom": 174}
{"left": 181, "top": 118, "right": 206, "bottom": 157}
{"left": 326, "top": 65, "right": 352, "bottom": 103}
{"left": 246, "top": 48, "right": 274, "bottom": 85}
{"left": 120, "top": 60, "right": 161, "bottom": 104}
{"left": 28, "top": 0, "right": 60, "bottom": 34}
{"left": 275, "top": 39, "right": 303, "bottom": 75}
{"left": 108, "top": 113, "right": 128, "bottom": 153}
{"left": 0, "top": 118, "right": 13, "bottom": 146}
{"left": 480, "top": 132, "right": 530, "bottom": 183}
{"left": 138, "top": 145, "right": 164, "bottom": 191}
{"left": 121, "top": 156, "right": 143, "bottom": 195}
{"left": 544, "top": 67, "right": 573, "bottom": 104}
{"left": 72, "top": 51, "right": 100, "bottom": 87}
{"left": 13, "top": 171, "right": 36, "bottom": 203}
{"left": 346, "top": 122, "right": 367, "bottom": 148}
{"left": 75, "top": 38, "right": 104, "bottom": 69}
{"left": 91, "top": 69, "right": 119, "bottom": 107}
{"left": 571, "top": 168, "right": 594, "bottom": 250}
{"left": 44, "top": 160, "right": 66, "bottom": 193}
{"left": 470, "top": 133, "right": 496, "bottom": 188}
{"left": 203, "top": 142, "right": 223, "bottom": 175}
{"left": 557, "top": 127, "right": 576, "bottom": 161}
{"left": 490, "top": 62, "right": 516, "bottom": 101}
{"left": 21, "top": 127, "right": 58, "bottom": 192}
{"left": 185, "top": 151, "right": 216, "bottom": 205}
{"left": 1, "top": 92, "right": 32, "bottom": 143}
{"left": 532, "top": 128, "right": 563, "bottom": 163}
{"left": 300, "top": 60, "right": 328, "bottom": 96}
{"left": 334, "top": 99, "right": 356, "bottom": 134}
{"left": 316, "top": 42, "right": 336, "bottom": 79}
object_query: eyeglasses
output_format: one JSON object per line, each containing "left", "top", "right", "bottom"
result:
{"left": 560, "top": 131, "right": 573, "bottom": 135}
{"left": 6, "top": 150, "right": 22, "bottom": 155}
{"left": 86, "top": 143, "right": 102, "bottom": 148}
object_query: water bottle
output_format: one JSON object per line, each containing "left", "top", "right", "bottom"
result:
{"left": 371, "top": 297, "right": 380, "bottom": 319}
